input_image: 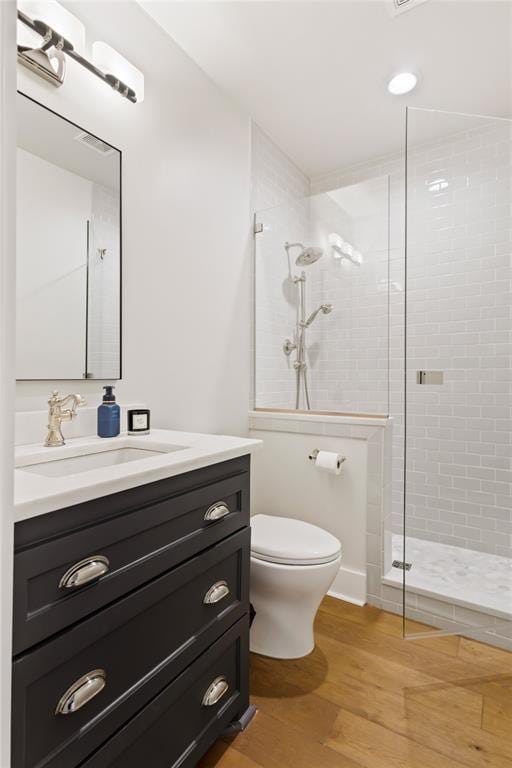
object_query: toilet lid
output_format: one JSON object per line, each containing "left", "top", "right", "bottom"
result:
{"left": 250, "top": 514, "right": 341, "bottom": 566}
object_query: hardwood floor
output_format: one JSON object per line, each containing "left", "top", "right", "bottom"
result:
{"left": 199, "top": 597, "right": 512, "bottom": 768}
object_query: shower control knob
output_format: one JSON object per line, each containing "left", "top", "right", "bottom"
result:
{"left": 283, "top": 339, "right": 296, "bottom": 356}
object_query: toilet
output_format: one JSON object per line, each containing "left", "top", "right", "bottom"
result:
{"left": 250, "top": 514, "right": 342, "bottom": 659}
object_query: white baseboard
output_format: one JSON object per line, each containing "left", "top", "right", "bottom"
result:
{"left": 328, "top": 565, "right": 367, "bottom": 606}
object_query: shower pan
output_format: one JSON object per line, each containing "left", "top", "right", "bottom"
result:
{"left": 282, "top": 242, "right": 332, "bottom": 410}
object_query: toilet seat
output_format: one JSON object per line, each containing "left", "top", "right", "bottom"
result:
{"left": 251, "top": 514, "right": 341, "bottom": 566}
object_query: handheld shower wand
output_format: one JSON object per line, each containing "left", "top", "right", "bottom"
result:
{"left": 303, "top": 304, "right": 333, "bottom": 328}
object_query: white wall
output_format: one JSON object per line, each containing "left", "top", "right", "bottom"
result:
{"left": 250, "top": 428, "right": 367, "bottom": 603}
{"left": 16, "top": 1, "right": 252, "bottom": 437}
{"left": 0, "top": 4, "right": 16, "bottom": 765}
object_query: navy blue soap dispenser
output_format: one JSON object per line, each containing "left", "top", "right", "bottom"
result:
{"left": 97, "top": 385, "right": 121, "bottom": 438}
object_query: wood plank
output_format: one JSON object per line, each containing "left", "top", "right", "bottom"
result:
{"left": 197, "top": 741, "right": 265, "bottom": 768}
{"left": 320, "top": 596, "right": 448, "bottom": 643}
{"left": 255, "top": 645, "right": 508, "bottom": 768}
{"left": 249, "top": 661, "right": 340, "bottom": 743}
{"left": 458, "top": 635, "right": 512, "bottom": 670}
{"left": 327, "top": 708, "right": 468, "bottom": 768}
{"left": 315, "top": 605, "right": 510, "bottom": 680}
{"left": 227, "top": 710, "right": 363, "bottom": 768}
{"left": 251, "top": 649, "right": 483, "bottom": 732}
{"left": 470, "top": 676, "right": 512, "bottom": 740}
{"left": 201, "top": 597, "right": 512, "bottom": 768}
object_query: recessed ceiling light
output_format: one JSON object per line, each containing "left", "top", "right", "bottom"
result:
{"left": 388, "top": 72, "right": 418, "bottom": 96}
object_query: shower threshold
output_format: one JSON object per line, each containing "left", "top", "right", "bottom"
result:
{"left": 384, "top": 534, "right": 512, "bottom": 622}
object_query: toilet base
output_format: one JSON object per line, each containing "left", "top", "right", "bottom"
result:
{"left": 250, "top": 555, "right": 341, "bottom": 659}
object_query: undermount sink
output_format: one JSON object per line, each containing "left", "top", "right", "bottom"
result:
{"left": 19, "top": 445, "right": 186, "bottom": 478}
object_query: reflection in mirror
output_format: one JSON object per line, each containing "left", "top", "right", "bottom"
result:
{"left": 16, "top": 92, "right": 121, "bottom": 380}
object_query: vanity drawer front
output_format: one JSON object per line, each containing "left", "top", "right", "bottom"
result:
{"left": 81, "top": 616, "right": 249, "bottom": 768}
{"left": 12, "top": 529, "right": 250, "bottom": 768}
{"left": 14, "top": 469, "right": 249, "bottom": 654}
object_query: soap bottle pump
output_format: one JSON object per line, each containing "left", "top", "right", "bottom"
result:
{"left": 97, "top": 385, "right": 121, "bottom": 438}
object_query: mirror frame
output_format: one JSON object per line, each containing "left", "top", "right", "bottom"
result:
{"left": 16, "top": 90, "right": 123, "bottom": 381}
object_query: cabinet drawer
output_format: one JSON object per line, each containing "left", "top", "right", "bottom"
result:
{"left": 14, "top": 468, "right": 249, "bottom": 653}
{"left": 81, "top": 616, "right": 249, "bottom": 768}
{"left": 12, "top": 529, "right": 250, "bottom": 768}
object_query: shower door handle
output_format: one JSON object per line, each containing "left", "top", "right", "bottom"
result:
{"left": 417, "top": 371, "right": 444, "bottom": 385}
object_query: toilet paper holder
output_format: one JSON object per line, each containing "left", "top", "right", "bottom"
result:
{"left": 308, "top": 448, "right": 346, "bottom": 464}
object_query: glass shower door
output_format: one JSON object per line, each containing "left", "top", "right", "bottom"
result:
{"left": 402, "top": 107, "right": 512, "bottom": 642}
{"left": 253, "top": 177, "right": 390, "bottom": 416}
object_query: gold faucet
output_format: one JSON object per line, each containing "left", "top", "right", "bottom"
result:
{"left": 45, "top": 391, "right": 85, "bottom": 447}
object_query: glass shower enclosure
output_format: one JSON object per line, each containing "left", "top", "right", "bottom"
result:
{"left": 398, "top": 108, "right": 512, "bottom": 643}
{"left": 253, "top": 106, "right": 511, "bottom": 648}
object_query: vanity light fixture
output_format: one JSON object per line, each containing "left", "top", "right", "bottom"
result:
{"left": 93, "top": 42, "right": 145, "bottom": 104}
{"left": 387, "top": 72, "right": 418, "bottom": 96}
{"left": 17, "top": 5, "right": 139, "bottom": 102}
{"left": 17, "top": 0, "right": 85, "bottom": 87}
{"left": 18, "top": 1, "right": 85, "bottom": 53}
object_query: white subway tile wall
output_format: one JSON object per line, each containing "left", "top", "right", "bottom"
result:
{"left": 405, "top": 115, "right": 511, "bottom": 558}
{"left": 251, "top": 123, "right": 311, "bottom": 408}
{"left": 307, "top": 180, "right": 390, "bottom": 414}
{"left": 313, "top": 113, "right": 511, "bottom": 559}
{"left": 254, "top": 176, "right": 391, "bottom": 413}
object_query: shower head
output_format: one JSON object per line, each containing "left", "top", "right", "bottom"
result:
{"left": 304, "top": 303, "right": 333, "bottom": 328}
{"left": 284, "top": 242, "right": 324, "bottom": 266}
{"left": 296, "top": 247, "right": 324, "bottom": 266}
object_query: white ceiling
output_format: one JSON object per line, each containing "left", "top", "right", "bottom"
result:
{"left": 17, "top": 93, "right": 120, "bottom": 189}
{"left": 140, "top": 0, "right": 512, "bottom": 178}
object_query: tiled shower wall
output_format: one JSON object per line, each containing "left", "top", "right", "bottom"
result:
{"left": 254, "top": 176, "right": 391, "bottom": 414}
{"left": 312, "top": 117, "right": 512, "bottom": 557}
{"left": 306, "top": 182, "right": 390, "bottom": 414}
{"left": 251, "top": 124, "right": 310, "bottom": 408}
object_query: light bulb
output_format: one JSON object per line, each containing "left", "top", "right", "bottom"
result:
{"left": 388, "top": 72, "right": 418, "bottom": 96}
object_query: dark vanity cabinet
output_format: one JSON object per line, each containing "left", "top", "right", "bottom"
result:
{"left": 12, "top": 455, "right": 252, "bottom": 768}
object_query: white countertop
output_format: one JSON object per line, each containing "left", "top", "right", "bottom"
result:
{"left": 14, "top": 429, "right": 262, "bottom": 522}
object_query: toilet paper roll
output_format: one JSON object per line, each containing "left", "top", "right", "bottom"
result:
{"left": 315, "top": 450, "right": 344, "bottom": 476}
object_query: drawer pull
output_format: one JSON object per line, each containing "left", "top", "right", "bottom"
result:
{"left": 204, "top": 502, "right": 230, "bottom": 523}
{"left": 59, "top": 556, "right": 110, "bottom": 589}
{"left": 55, "top": 669, "right": 106, "bottom": 715}
{"left": 202, "top": 675, "right": 229, "bottom": 707}
{"left": 203, "top": 580, "right": 230, "bottom": 605}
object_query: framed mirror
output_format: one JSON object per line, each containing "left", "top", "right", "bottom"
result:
{"left": 16, "top": 92, "right": 122, "bottom": 380}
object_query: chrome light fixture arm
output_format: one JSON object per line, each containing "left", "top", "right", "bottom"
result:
{"left": 17, "top": 10, "right": 138, "bottom": 102}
